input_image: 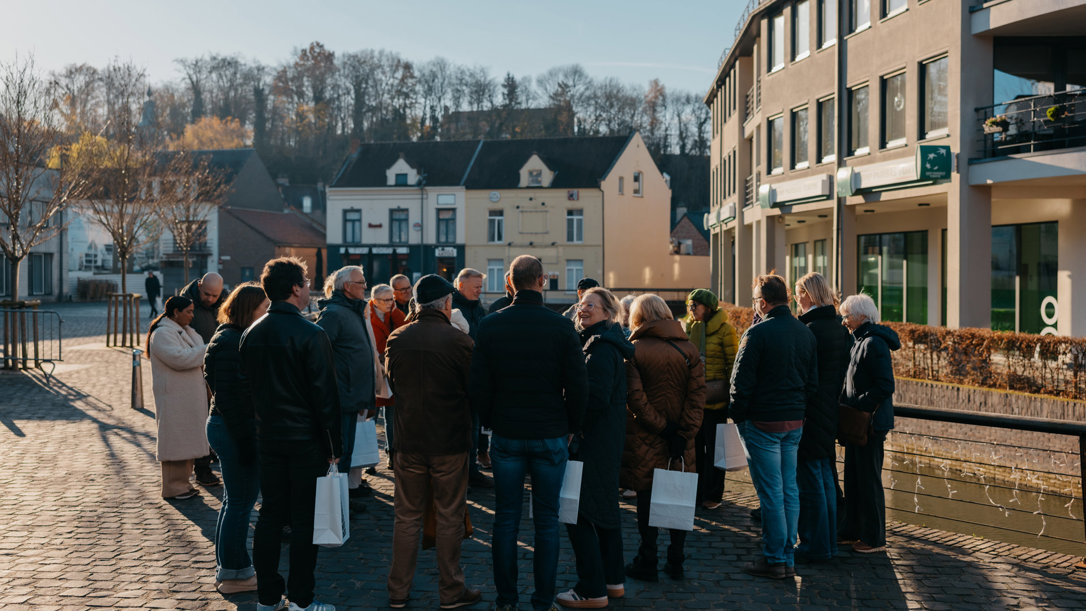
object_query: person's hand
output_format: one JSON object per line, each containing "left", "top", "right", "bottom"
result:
{"left": 365, "top": 409, "right": 377, "bottom": 419}
{"left": 329, "top": 456, "right": 340, "bottom": 465}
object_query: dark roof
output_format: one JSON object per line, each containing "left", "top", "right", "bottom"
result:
{"left": 655, "top": 154, "right": 710, "bottom": 213}
{"left": 221, "top": 207, "right": 325, "bottom": 247}
{"left": 153, "top": 148, "right": 256, "bottom": 183}
{"left": 331, "top": 140, "right": 482, "bottom": 188}
{"left": 279, "top": 184, "right": 326, "bottom": 212}
{"left": 462, "top": 135, "right": 632, "bottom": 189}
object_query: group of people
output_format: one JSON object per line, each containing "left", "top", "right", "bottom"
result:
{"left": 145, "top": 255, "right": 899, "bottom": 611}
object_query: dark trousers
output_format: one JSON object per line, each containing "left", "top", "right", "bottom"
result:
{"left": 253, "top": 439, "right": 327, "bottom": 608}
{"left": 842, "top": 430, "right": 887, "bottom": 547}
{"left": 469, "top": 414, "right": 489, "bottom": 474}
{"left": 195, "top": 453, "right": 215, "bottom": 478}
{"left": 147, "top": 295, "right": 159, "bottom": 318}
{"left": 695, "top": 408, "right": 729, "bottom": 503}
{"left": 566, "top": 517, "right": 624, "bottom": 598}
{"left": 635, "top": 490, "right": 687, "bottom": 566}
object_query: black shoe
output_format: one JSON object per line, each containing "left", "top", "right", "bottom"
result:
{"left": 624, "top": 557, "right": 658, "bottom": 582}
{"left": 349, "top": 485, "right": 373, "bottom": 498}
{"left": 468, "top": 471, "right": 494, "bottom": 489}
{"left": 366, "top": 466, "right": 378, "bottom": 475}
{"left": 662, "top": 561, "right": 684, "bottom": 580}
{"left": 439, "top": 587, "right": 482, "bottom": 609}
{"left": 744, "top": 557, "right": 787, "bottom": 579}
{"left": 195, "top": 472, "right": 221, "bottom": 487}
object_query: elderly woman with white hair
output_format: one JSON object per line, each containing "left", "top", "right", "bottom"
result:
{"left": 838, "top": 293, "right": 900, "bottom": 554}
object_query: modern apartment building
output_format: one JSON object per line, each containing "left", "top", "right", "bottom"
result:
{"left": 705, "top": 0, "right": 1085, "bottom": 335}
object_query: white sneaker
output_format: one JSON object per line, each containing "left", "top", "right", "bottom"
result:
{"left": 287, "top": 602, "right": 335, "bottom": 611}
{"left": 256, "top": 600, "right": 287, "bottom": 611}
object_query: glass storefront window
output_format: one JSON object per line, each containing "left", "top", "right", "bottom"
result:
{"left": 991, "top": 222, "right": 1058, "bottom": 334}
{"left": 790, "top": 242, "right": 808, "bottom": 289}
{"left": 858, "top": 230, "right": 928, "bottom": 323}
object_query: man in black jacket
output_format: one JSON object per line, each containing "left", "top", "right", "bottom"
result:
{"left": 453, "top": 267, "right": 493, "bottom": 487}
{"left": 471, "top": 255, "right": 589, "bottom": 611}
{"left": 730, "top": 274, "right": 817, "bottom": 580}
{"left": 487, "top": 272, "right": 514, "bottom": 314}
{"left": 241, "top": 257, "right": 341, "bottom": 611}
{"left": 144, "top": 271, "right": 161, "bottom": 318}
{"left": 181, "top": 272, "right": 228, "bottom": 486}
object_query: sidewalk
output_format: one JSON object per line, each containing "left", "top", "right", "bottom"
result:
{"left": 1, "top": 322, "right": 1086, "bottom": 609}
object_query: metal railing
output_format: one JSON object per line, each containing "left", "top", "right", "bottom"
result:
{"left": 976, "top": 87, "right": 1086, "bottom": 159}
{"left": 894, "top": 403, "right": 1086, "bottom": 563}
{"left": 1, "top": 302, "right": 63, "bottom": 377}
{"left": 744, "top": 173, "right": 759, "bottom": 207}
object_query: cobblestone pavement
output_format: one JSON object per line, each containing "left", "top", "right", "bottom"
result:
{"left": 2, "top": 304, "right": 1086, "bottom": 609}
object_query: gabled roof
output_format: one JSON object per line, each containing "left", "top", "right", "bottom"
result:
{"left": 279, "top": 184, "right": 326, "bottom": 212}
{"left": 671, "top": 212, "right": 710, "bottom": 242}
{"left": 153, "top": 148, "right": 256, "bottom": 183}
{"left": 221, "top": 206, "right": 325, "bottom": 247}
{"left": 462, "top": 135, "right": 632, "bottom": 189}
{"left": 331, "top": 140, "right": 482, "bottom": 188}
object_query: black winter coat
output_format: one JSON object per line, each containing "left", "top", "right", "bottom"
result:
{"left": 181, "top": 279, "right": 227, "bottom": 343}
{"left": 729, "top": 305, "right": 818, "bottom": 423}
{"left": 470, "top": 290, "right": 588, "bottom": 440}
{"left": 575, "top": 321, "right": 634, "bottom": 528}
{"left": 487, "top": 293, "right": 513, "bottom": 314}
{"left": 798, "top": 306, "right": 853, "bottom": 460}
{"left": 841, "top": 322, "right": 899, "bottom": 432}
{"left": 315, "top": 291, "right": 375, "bottom": 414}
{"left": 452, "top": 290, "right": 487, "bottom": 339}
{"left": 205, "top": 323, "right": 256, "bottom": 460}
{"left": 240, "top": 302, "right": 342, "bottom": 457}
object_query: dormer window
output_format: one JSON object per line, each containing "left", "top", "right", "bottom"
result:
{"left": 528, "top": 169, "right": 543, "bottom": 187}
{"left": 395, "top": 173, "right": 409, "bottom": 186}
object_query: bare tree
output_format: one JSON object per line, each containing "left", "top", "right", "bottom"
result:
{"left": 0, "top": 56, "right": 88, "bottom": 303}
{"left": 153, "top": 150, "right": 232, "bottom": 285}
{"left": 71, "top": 61, "right": 159, "bottom": 300}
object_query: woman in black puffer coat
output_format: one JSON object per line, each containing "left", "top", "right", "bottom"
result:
{"left": 203, "top": 283, "right": 269, "bottom": 594}
{"left": 557, "top": 287, "right": 635, "bottom": 608}
{"left": 794, "top": 273, "right": 852, "bottom": 562}
{"left": 838, "top": 293, "right": 899, "bottom": 555}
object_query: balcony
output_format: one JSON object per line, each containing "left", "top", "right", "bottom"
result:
{"left": 744, "top": 76, "right": 761, "bottom": 123}
{"left": 976, "top": 88, "right": 1086, "bottom": 160}
{"left": 743, "top": 173, "right": 759, "bottom": 208}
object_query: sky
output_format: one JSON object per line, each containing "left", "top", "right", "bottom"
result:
{"left": 5, "top": 0, "right": 742, "bottom": 97}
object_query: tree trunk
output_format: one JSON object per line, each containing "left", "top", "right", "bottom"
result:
{"left": 183, "top": 251, "right": 190, "bottom": 286}
{"left": 9, "top": 256, "right": 23, "bottom": 304}
{"left": 119, "top": 254, "right": 130, "bottom": 347}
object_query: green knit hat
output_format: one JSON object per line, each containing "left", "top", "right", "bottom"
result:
{"left": 687, "top": 288, "right": 718, "bottom": 311}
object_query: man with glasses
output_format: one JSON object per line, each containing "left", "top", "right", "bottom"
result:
{"left": 241, "top": 257, "right": 341, "bottom": 611}
{"left": 316, "top": 266, "right": 378, "bottom": 503}
{"left": 729, "top": 274, "right": 817, "bottom": 580}
{"left": 452, "top": 268, "right": 494, "bottom": 487}
{"left": 391, "top": 274, "right": 413, "bottom": 316}
{"left": 471, "top": 255, "right": 589, "bottom": 611}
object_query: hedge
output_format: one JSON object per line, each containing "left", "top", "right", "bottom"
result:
{"left": 721, "top": 305, "right": 1086, "bottom": 401}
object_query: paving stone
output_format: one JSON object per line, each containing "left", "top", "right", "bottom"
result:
{"left": 3, "top": 306, "right": 1086, "bottom": 608}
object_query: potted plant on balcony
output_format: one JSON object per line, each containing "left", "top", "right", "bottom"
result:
{"left": 1046, "top": 104, "right": 1070, "bottom": 122}
{"left": 983, "top": 115, "right": 1010, "bottom": 134}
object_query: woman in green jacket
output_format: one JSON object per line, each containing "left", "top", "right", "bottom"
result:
{"left": 683, "top": 289, "right": 739, "bottom": 509}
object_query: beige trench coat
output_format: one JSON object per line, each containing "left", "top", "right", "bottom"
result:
{"left": 149, "top": 317, "right": 210, "bottom": 461}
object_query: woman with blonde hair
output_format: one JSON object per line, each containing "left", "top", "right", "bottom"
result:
{"left": 368, "top": 283, "right": 406, "bottom": 466}
{"left": 622, "top": 294, "right": 705, "bottom": 582}
{"left": 204, "top": 282, "right": 270, "bottom": 594}
{"left": 792, "top": 273, "right": 852, "bottom": 563}
{"left": 557, "top": 287, "right": 635, "bottom": 608}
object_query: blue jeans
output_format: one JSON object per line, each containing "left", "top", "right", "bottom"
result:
{"left": 206, "top": 414, "right": 259, "bottom": 580}
{"left": 740, "top": 422, "right": 802, "bottom": 566}
{"left": 796, "top": 457, "right": 837, "bottom": 560}
{"left": 490, "top": 435, "right": 568, "bottom": 611}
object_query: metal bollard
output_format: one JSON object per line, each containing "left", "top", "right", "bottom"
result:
{"left": 131, "top": 349, "right": 144, "bottom": 410}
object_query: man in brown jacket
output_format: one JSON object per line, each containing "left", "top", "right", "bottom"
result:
{"left": 383, "top": 274, "right": 482, "bottom": 610}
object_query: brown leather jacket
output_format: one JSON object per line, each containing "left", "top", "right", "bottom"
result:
{"left": 620, "top": 319, "right": 706, "bottom": 492}
{"left": 384, "top": 308, "right": 474, "bottom": 455}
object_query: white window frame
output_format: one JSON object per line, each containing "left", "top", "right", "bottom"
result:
{"left": 565, "top": 260, "right": 584, "bottom": 291}
{"left": 566, "top": 209, "right": 584, "bottom": 243}
{"left": 486, "top": 259, "right": 504, "bottom": 293}
{"left": 488, "top": 210, "right": 504, "bottom": 243}
{"left": 632, "top": 172, "right": 643, "bottom": 197}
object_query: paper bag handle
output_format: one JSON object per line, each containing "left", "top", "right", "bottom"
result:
{"left": 666, "top": 457, "right": 685, "bottom": 471}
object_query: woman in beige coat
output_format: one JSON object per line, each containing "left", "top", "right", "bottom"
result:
{"left": 149, "top": 296, "right": 210, "bottom": 500}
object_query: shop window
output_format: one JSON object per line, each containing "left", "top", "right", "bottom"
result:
{"left": 857, "top": 230, "right": 928, "bottom": 323}
{"left": 991, "top": 222, "right": 1058, "bottom": 334}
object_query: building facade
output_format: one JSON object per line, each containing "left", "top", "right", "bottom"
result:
{"left": 705, "top": 0, "right": 1085, "bottom": 335}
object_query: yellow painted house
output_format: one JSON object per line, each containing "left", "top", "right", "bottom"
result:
{"left": 462, "top": 133, "right": 709, "bottom": 302}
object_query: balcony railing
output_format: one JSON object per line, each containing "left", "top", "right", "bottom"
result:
{"left": 744, "top": 76, "right": 761, "bottom": 123}
{"left": 976, "top": 87, "right": 1086, "bottom": 160}
{"left": 743, "top": 173, "right": 759, "bottom": 208}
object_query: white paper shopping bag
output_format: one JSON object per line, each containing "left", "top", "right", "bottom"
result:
{"left": 714, "top": 422, "right": 748, "bottom": 471}
{"left": 648, "top": 460, "right": 698, "bottom": 531}
{"left": 350, "top": 416, "right": 380, "bottom": 468}
{"left": 313, "top": 464, "right": 350, "bottom": 547}
{"left": 558, "top": 460, "right": 584, "bottom": 524}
